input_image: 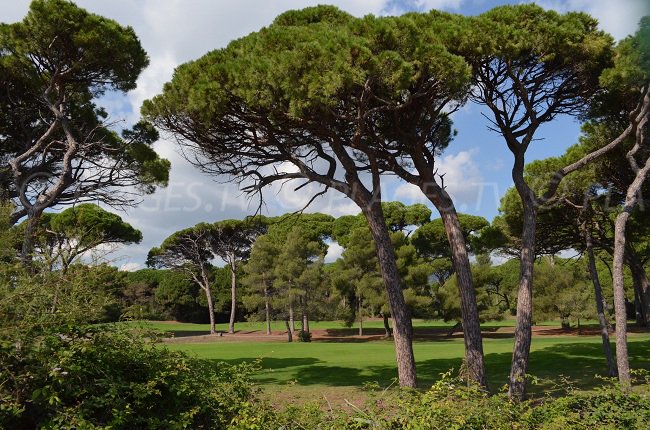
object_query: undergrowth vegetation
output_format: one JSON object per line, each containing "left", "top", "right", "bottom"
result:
{"left": 232, "top": 373, "right": 650, "bottom": 429}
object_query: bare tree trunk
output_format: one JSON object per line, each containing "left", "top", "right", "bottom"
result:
{"left": 439, "top": 204, "right": 487, "bottom": 389}
{"left": 285, "top": 319, "right": 292, "bottom": 342}
{"left": 508, "top": 181, "right": 537, "bottom": 401}
{"left": 419, "top": 181, "right": 487, "bottom": 389}
{"left": 613, "top": 212, "right": 632, "bottom": 391}
{"left": 382, "top": 312, "right": 392, "bottom": 338}
{"left": 264, "top": 286, "right": 271, "bottom": 335}
{"left": 199, "top": 265, "right": 217, "bottom": 335}
{"left": 611, "top": 148, "right": 650, "bottom": 390}
{"left": 584, "top": 222, "right": 617, "bottom": 377}
{"left": 228, "top": 259, "right": 236, "bottom": 334}
{"left": 303, "top": 294, "right": 310, "bottom": 333}
{"left": 364, "top": 203, "right": 417, "bottom": 388}
{"left": 358, "top": 298, "right": 363, "bottom": 336}
{"left": 20, "top": 213, "right": 41, "bottom": 267}
{"left": 289, "top": 300, "right": 295, "bottom": 334}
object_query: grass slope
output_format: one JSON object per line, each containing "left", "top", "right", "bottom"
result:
{"left": 165, "top": 334, "right": 650, "bottom": 393}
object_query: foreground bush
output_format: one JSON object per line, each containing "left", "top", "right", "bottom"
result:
{"left": 0, "top": 324, "right": 257, "bottom": 429}
{"left": 231, "top": 374, "right": 650, "bottom": 430}
{"left": 0, "top": 269, "right": 257, "bottom": 429}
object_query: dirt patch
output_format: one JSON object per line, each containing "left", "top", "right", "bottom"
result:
{"left": 163, "top": 324, "right": 649, "bottom": 344}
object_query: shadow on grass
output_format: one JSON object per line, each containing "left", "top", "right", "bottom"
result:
{"left": 210, "top": 339, "right": 650, "bottom": 392}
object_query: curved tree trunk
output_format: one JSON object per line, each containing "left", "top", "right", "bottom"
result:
{"left": 364, "top": 203, "right": 417, "bottom": 388}
{"left": 438, "top": 204, "right": 487, "bottom": 389}
{"left": 584, "top": 222, "right": 617, "bottom": 377}
{"left": 508, "top": 170, "right": 537, "bottom": 401}
{"left": 419, "top": 181, "right": 487, "bottom": 389}
{"left": 199, "top": 265, "right": 217, "bottom": 335}
{"left": 205, "top": 286, "right": 217, "bottom": 335}
{"left": 612, "top": 144, "right": 650, "bottom": 389}
{"left": 228, "top": 259, "right": 237, "bottom": 334}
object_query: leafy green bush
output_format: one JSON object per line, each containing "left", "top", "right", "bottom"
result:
{"left": 297, "top": 330, "right": 312, "bottom": 342}
{"left": 0, "top": 324, "right": 257, "bottom": 429}
{"left": 0, "top": 261, "right": 258, "bottom": 429}
{"left": 230, "top": 372, "right": 650, "bottom": 429}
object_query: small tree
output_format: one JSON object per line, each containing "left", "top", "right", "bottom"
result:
{"left": 209, "top": 218, "right": 266, "bottom": 334}
{"left": 274, "top": 227, "right": 324, "bottom": 335}
{"left": 19, "top": 204, "right": 142, "bottom": 274}
{"left": 147, "top": 224, "right": 218, "bottom": 334}
{"left": 242, "top": 235, "right": 278, "bottom": 335}
{"left": 453, "top": 4, "right": 622, "bottom": 399}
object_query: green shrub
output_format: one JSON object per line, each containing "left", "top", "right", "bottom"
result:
{"left": 0, "top": 324, "right": 258, "bottom": 429}
{"left": 229, "top": 372, "right": 650, "bottom": 430}
{"left": 297, "top": 330, "right": 312, "bottom": 342}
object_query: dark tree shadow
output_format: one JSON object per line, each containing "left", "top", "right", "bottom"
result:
{"left": 203, "top": 339, "right": 650, "bottom": 392}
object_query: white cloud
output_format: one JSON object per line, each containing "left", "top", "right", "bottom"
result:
{"left": 382, "top": 0, "right": 466, "bottom": 15}
{"left": 325, "top": 242, "right": 345, "bottom": 263}
{"left": 535, "top": 0, "right": 649, "bottom": 41}
{"left": 119, "top": 262, "right": 142, "bottom": 272}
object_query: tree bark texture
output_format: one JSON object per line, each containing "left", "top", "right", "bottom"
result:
{"left": 420, "top": 181, "right": 487, "bottom": 389}
{"left": 613, "top": 211, "right": 632, "bottom": 390}
{"left": 438, "top": 204, "right": 487, "bottom": 389}
{"left": 289, "top": 301, "right": 295, "bottom": 334}
{"left": 508, "top": 176, "right": 537, "bottom": 401}
{"left": 364, "top": 203, "right": 417, "bottom": 388}
{"left": 612, "top": 133, "right": 650, "bottom": 389}
{"left": 584, "top": 223, "right": 617, "bottom": 377}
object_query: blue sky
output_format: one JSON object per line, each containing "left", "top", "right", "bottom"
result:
{"left": 3, "top": 0, "right": 648, "bottom": 269}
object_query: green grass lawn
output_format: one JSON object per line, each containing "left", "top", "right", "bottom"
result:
{"left": 164, "top": 333, "right": 650, "bottom": 394}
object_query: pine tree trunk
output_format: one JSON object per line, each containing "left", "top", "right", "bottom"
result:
{"left": 363, "top": 203, "right": 417, "bottom": 388}
{"left": 508, "top": 184, "right": 537, "bottom": 401}
{"left": 358, "top": 299, "right": 363, "bottom": 337}
{"left": 285, "top": 319, "right": 292, "bottom": 342}
{"left": 303, "top": 294, "right": 310, "bottom": 333}
{"left": 264, "top": 286, "right": 271, "bottom": 335}
{"left": 382, "top": 312, "right": 392, "bottom": 338}
{"left": 613, "top": 211, "right": 632, "bottom": 391}
{"left": 584, "top": 222, "right": 617, "bottom": 377}
{"left": 228, "top": 259, "right": 237, "bottom": 334}
{"left": 419, "top": 181, "right": 487, "bottom": 389}
{"left": 611, "top": 143, "right": 650, "bottom": 390}
{"left": 301, "top": 310, "right": 309, "bottom": 333}
{"left": 200, "top": 265, "right": 217, "bottom": 335}
{"left": 289, "top": 301, "right": 295, "bottom": 334}
{"left": 438, "top": 205, "right": 487, "bottom": 389}
{"left": 20, "top": 213, "right": 41, "bottom": 267}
